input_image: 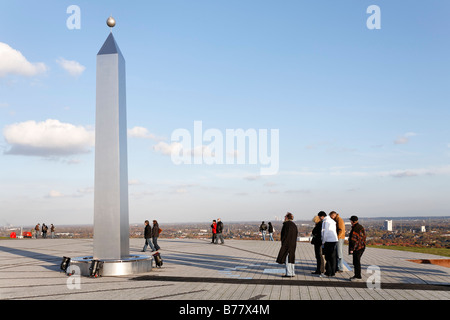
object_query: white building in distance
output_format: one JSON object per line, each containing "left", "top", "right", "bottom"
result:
{"left": 384, "top": 220, "right": 393, "bottom": 231}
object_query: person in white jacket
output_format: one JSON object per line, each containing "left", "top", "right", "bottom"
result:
{"left": 321, "top": 212, "right": 339, "bottom": 277}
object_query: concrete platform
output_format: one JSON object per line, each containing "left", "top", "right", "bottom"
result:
{"left": 0, "top": 238, "right": 449, "bottom": 302}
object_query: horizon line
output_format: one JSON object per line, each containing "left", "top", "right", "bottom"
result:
{"left": 4, "top": 215, "right": 450, "bottom": 228}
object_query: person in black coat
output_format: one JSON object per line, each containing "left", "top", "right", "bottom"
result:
{"left": 142, "top": 220, "right": 155, "bottom": 252}
{"left": 311, "top": 211, "right": 327, "bottom": 275}
{"left": 268, "top": 222, "right": 274, "bottom": 241}
{"left": 276, "top": 212, "right": 298, "bottom": 277}
{"left": 348, "top": 215, "right": 366, "bottom": 280}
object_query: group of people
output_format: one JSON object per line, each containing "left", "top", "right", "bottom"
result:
{"left": 137, "top": 213, "right": 366, "bottom": 281}
{"left": 276, "top": 211, "right": 366, "bottom": 281}
{"left": 210, "top": 218, "right": 225, "bottom": 244}
{"left": 311, "top": 211, "right": 366, "bottom": 280}
{"left": 259, "top": 221, "right": 275, "bottom": 241}
{"left": 312, "top": 211, "right": 345, "bottom": 276}
{"left": 141, "top": 220, "right": 162, "bottom": 252}
{"left": 34, "top": 223, "right": 55, "bottom": 239}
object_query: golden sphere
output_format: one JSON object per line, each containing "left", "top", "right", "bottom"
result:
{"left": 107, "top": 16, "right": 116, "bottom": 28}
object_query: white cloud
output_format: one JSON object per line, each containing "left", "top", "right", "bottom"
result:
{"left": 127, "top": 126, "right": 163, "bottom": 141}
{"left": 45, "top": 189, "right": 88, "bottom": 198}
{"left": 394, "top": 132, "right": 417, "bottom": 145}
{"left": 0, "top": 42, "right": 47, "bottom": 77}
{"left": 56, "top": 57, "right": 85, "bottom": 77}
{"left": 128, "top": 179, "right": 143, "bottom": 185}
{"left": 128, "top": 126, "right": 153, "bottom": 139}
{"left": 152, "top": 141, "right": 215, "bottom": 159}
{"left": 46, "top": 190, "right": 65, "bottom": 198}
{"left": 153, "top": 141, "right": 183, "bottom": 156}
{"left": 190, "top": 145, "right": 214, "bottom": 158}
{"left": 3, "top": 119, "right": 94, "bottom": 157}
{"left": 244, "top": 175, "right": 261, "bottom": 181}
{"left": 379, "top": 165, "right": 450, "bottom": 178}
{"left": 128, "top": 126, "right": 166, "bottom": 143}
{"left": 279, "top": 164, "right": 450, "bottom": 179}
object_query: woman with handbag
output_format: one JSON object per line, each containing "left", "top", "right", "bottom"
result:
{"left": 152, "top": 220, "right": 161, "bottom": 251}
{"left": 311, "top": 211, "right": 326, "bottom": 275}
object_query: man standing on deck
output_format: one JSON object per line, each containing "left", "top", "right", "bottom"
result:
{"left": 333, "top": 212, "right": 346, "bottom": 273}
{"left": 348, "top": 216, "right": 366, "bottom": 281}
{"left": 276, "top": 212, "right": 298, "bottom": 277}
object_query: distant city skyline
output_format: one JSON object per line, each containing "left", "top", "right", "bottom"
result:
{"left": 1, "top": 1, "right": 449, "bottom": 225}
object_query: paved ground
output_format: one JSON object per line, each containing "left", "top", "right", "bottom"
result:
{"left": 0, "top": 238, "right": 449, "bottom": 303}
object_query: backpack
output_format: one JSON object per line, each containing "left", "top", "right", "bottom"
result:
{"left": 153, "top": 252, "right": 163, "bottom": 268}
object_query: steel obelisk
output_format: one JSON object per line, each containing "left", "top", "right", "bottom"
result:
{"left": 67, "top": 18, "right": 151, "bottom": 276}
{"left": 93, "top": 22, "right": 129, "bottom": 260}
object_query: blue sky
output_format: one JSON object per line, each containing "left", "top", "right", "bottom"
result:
{"left": 0, "top": 0, "right": 449, "bottom": 226}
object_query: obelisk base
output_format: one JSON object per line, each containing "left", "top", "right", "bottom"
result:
{"left": 68, "top": 255, "right": 152, "bottom": 277}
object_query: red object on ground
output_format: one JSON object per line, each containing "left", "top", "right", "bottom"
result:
{"left": 23, "top": 232, "right": 32, "bottom": 238}
{"left": 10, "top": 232, "right": 17, "bottom": 238}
